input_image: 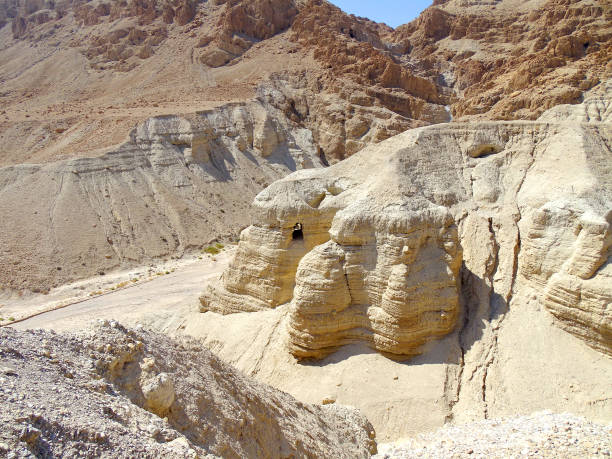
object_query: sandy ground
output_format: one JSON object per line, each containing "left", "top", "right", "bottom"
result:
{"left": 2, "top": 248, "right": 235, "bottom": 328}
{"left": 6, "top": 246, "right": 452, "bottom": 441}
{"left": 6, "top": 246, "right": 612, "bottom": 444}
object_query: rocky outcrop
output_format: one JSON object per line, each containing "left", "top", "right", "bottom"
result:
{"left": 0, "top": 99, "right": 324, "bottom": 292}
{"left": 520, "top": 204, "right": 612, "bottom": 355}
{"left": 203, "top": 94, "right": 612, "bottom": 358}
{"left": 6, "top": 0, "right": 608, "bottom": 165}
{"left": 0, "top": 323, "right": 377, "bottom": 458}
{"left": 200, "top": 0, "right": 298, "bottom": 67}
{"left": 287, "top": 214, "right": 461, "bottom": 359}
{"left": 396, "top": 0, "right": 612, "bottom": 120}
{"left": 258, "top": 72, "right": 449, "bottom": 163}
{"left": 277, "top": 0, "right": 451, "bottom": 161}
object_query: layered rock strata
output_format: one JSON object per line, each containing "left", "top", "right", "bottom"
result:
{"left": 3, "top": 0, "right": 609, "bottom": 168}
{"left": 202, "top": 93, "right": 612, "bottom": 358}
{"left": 0, "top": 99, "right": 324, "bottom": 291}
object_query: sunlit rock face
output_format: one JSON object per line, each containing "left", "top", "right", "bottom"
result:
{"left": 287, "top": 207, "right": 462, "bottom": 359}
{"left": 202, "top": 94, "right": 612, "bottom": 359}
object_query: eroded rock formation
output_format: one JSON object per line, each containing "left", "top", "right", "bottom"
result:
{"left": 0, "top": 99, "right": 324, "bottom": 291}
{"left": 202, "top": 92, "right": 612, "bottom": 358}
{"left": 3, "top": 0, "right": 610, "bottom": 168}
{"left": 2, "top": 0, "right": 611, "bottom": 295}
{"left": 395, "top": 0, "right": 612, "bottom": 120}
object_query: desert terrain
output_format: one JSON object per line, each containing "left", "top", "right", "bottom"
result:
{"left": 1, "top": 0, "right": 611, "bottom": 457}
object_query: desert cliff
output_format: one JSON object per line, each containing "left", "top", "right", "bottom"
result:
{"left": 1, "top": 0, "right": 610, "bottom": 290}
{"left": 203, "top": 88, "right": 612, "bottom": 360}
{"left": 1, "top": 0, "right": 611, "bottom": 456}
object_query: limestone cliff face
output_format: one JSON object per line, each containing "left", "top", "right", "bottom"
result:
{"left": 0, "top": 99, "right": 324, "bottom": 291}
{"left": 202, "top": 93, "right": 612, "bottom": 359}
{"left": 287, "top": 211, "right": 461, "bottom": 359}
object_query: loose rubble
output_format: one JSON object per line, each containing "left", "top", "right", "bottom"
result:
{"left": 375, "top": 412, "right": 612, "bottom": 459}
{"left": 0, "top": 322, "right": 376, "bottom": 458}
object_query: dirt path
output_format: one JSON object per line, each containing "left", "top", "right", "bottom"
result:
{"left": 9, "top": 251, "right": 232, "bottom": 333}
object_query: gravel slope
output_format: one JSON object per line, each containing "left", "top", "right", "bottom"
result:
{"left": 0, "top": 323, "right": 376, "bottom": 458}
{"left": 375, "top": 412, "right": 612, "bottom": 459}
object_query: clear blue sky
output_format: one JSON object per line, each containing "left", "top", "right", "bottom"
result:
{"left": 328, "top": 1, "right": 432, "bottom": 28}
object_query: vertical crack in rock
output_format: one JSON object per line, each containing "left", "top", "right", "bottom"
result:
{"left": 342, "top": 256, "right": 354, "bottom": 306}
{"left": 249, "top": 311, "right": 285, "bottom": 378}
{"left": 444, "top": 261, "right": 469, "bottom": 423}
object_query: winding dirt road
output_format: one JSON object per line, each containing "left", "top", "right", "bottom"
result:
{"left": 10, "top": 252, "right": 231, "bottom": 333}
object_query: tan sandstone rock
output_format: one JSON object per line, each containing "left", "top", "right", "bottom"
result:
{"left": 203, "top": 89, "right": 612, "bottom": 359}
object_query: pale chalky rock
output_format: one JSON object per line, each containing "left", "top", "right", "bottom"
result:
{"left": 142, "top": 373, "right": 175, "bottom": 416}
{"left": 203, "top": 91, "right": 612, "bottom": 359}
{"left": 0, "top": 98, "right": 325, "bottom": 292}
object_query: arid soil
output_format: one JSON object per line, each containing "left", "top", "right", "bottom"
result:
{"left": 1, "top": 1, "right": 611, "bottom": 457}
{"left": 0, "top": 322, "right": 376, "bottom": 458}
{"left": 8, "top": 242, "right": 612, "bottom": 444}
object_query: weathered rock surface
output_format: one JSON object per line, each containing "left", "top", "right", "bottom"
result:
{"left": 1, "top": 0, "right": 611, "bottom": 316}
{"left": 2, "top": 0, "right": 610, "bottom": 166}
{"left": 0, "top": 323, "right": 376, "bottom": 458}
{"left": 396, "top": 0, "right": 612, "bottom": 121}
{"left": 375, "top": 411, "right": 612, "bottom": 459}
{"left": 0, "top": 98, "right": 324, "bottom": 292}
{"left": 201, "top": 0, "right": 298, "bottom": 68}
{"left": 203, "top": 93, "right": 612, "bottom": 358}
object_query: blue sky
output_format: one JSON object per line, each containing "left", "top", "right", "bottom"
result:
{"left": 328, "top": 1, "right": 432, "bottom": 28}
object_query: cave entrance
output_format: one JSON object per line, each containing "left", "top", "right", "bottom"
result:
{"left": 292, "top": 223, "right": 303, "bottom": 240}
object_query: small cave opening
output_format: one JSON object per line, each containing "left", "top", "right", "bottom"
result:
{"left": 583, "top": 41, "right": 590, "bottom": 51}
{"left": 292, "top": 223, "right": 304, "bottom": 241}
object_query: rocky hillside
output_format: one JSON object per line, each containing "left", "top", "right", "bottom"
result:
{"left": 1, "top": 0, "right": 609, "bottom": 163}
{"left": 0, "top": 0, "right": 448, "bottom": 167}
{"left": 202, "top": 88, "right": 612, "bottom": 359}
{"left": 0, "top": 97, "right": 324, "bottom": 291}
{"left": 395, "top": 0, "right": 611, "bottom": 120}
{"left": 193, "top": 90, "right": 612, "bottom": 441}
{"left": 0, "top": 322, "right": 376, "bottom": 458}
{"left": 0, "top": 0, "right": 610, "bottom": 292}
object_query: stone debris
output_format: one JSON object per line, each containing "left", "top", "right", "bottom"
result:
{"left": 0, "top": 323, "right": 376, "bottom": 458}
{"left": 375, "top": 412, "right": 612, "bottom": 459}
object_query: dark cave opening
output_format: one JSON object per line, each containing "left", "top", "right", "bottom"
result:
{"left": 292, "top": 223, "right": 303, "bottom": 240}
